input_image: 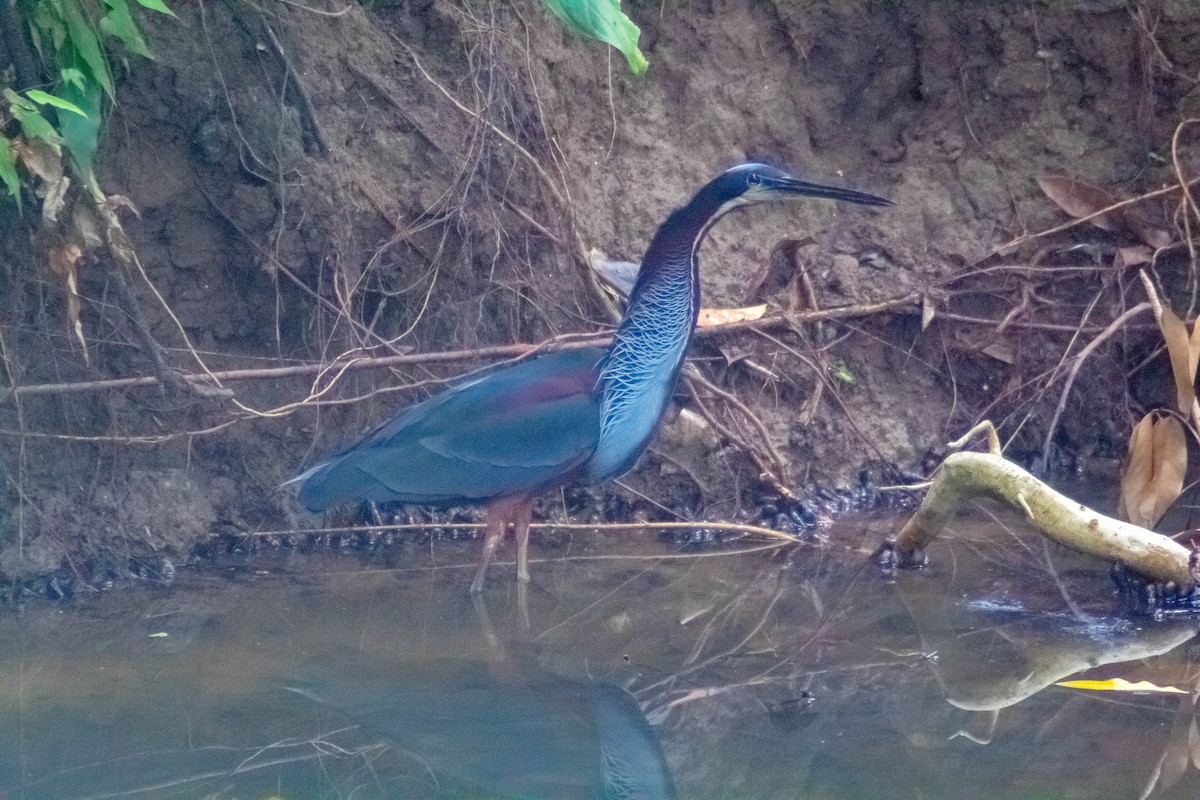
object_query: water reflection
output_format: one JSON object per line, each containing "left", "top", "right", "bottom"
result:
{"left": 2, "top": 515, "right": 1200, "bottom": 798}
{"left": 289, "top": 656, "right": 677, "bottom": 799}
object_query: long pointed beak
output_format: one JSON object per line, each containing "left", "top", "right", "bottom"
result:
{"left": 769, "top": 175, "right": 894, "bottom": 207}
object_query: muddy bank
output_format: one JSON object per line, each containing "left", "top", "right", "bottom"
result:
{"left": 1, "top": 0, "right": 1198, "bottom": 594}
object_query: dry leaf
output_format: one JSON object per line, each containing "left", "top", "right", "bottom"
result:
{"left": 1157, "top": 306, "right": 1200, "bottom": 416}
{"left": 1056, "top": 677, "right": 1187, "bottom": 693}
{"left": 1113, "top": 245, "right": 1152, "bottom": 270}
{"left": 1119, "top": 413, "right": 1186, "bottom": 529}
{"left": 1140, "top": 226, "right": 1174, "bottom": 250}
{"left": 14, "top": 138, "right": 63, "bottom": 183}
{"left": 47, "top": 242, "right": 89, "bottom": 365}
{"left": 921, "top": 294, "right": 936, "bottom": 330}
{"left": 980, "top": 341, "right": 1016, "bottom": 364}
{"left": 746, "top": 237, "right": 816, "bottom": 305}
{"left": 1038, "top": 175, "right": 1121, "bottom": 231}
{"left": 14, "top": 138, "right": 69, "bottom": 224}
{"left": 105, "top": 194, "right": 141, "bottom": 218}
{"left": 697, "top": 305, "right": 767, "bottom": 327}
{"left": 1038, "top": 175, "right": 1175, "bottom": 249}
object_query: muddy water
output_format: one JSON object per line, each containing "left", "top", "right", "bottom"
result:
{"left": 2, "top": 514, "right": 1199, "bottom": 800}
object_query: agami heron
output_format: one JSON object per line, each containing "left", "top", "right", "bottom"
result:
{"left": 294, "top": 163, "right": 891, "bottom": 591}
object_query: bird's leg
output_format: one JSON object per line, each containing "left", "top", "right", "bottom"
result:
{"left": 512, "top": 496, "right": 534, "bottom": 584}
{"left": 470, "top": 510, "right": 509, "bottom": 594}
{"left": 471, "top": 494, "right": 534, "bottom": 593}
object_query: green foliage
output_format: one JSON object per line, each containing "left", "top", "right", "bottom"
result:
{"left": 3, "top": 0, "right": 174, "bottom": 204}
{"left": 0, "top": 136, "right": 20, "bottom": 202}
{"left": 540, "top": 0, "right": 648, "bottom": 76}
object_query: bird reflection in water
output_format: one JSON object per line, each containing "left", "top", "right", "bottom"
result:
{"left": 288, "top": 656, "right": 677, "bottom": 799}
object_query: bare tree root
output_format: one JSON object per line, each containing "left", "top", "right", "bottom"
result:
{"left": 881, "top": 422, "right": 1195, "bottom": 587}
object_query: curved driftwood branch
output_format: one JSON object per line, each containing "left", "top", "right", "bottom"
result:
{"left": 887, "top": 423, "right": 1194, "bottom": 588}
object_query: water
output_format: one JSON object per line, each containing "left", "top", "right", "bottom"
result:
{"left": 1, "top": 513, "right": 1199, "bottom": 799}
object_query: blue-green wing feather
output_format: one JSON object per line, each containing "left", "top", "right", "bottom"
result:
{"left": 297, "top": 348, "right": 604, "bottom": 509}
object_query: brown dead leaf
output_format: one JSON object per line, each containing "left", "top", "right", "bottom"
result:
{"left": 1119, "top": 413, "right": 1186, "bottom": 529}
{"left": 746, "top": 237, "right": 816, "bottom": 305}
{"left": 1038, "top": 176, "right": 1121, "bottom": 231}
{"left": 1138, "top": 225, "right": 1173, "bottom": 251}
{"left": 14, "top": 138, "right": 69, "bottom": 224}
{"left": 105, "top": 194, "right": 141, "bottom": 219}
{"left": 47, "top": 242, "right": 89, "bottom": 365}
{"left": 980, "top": 341, "right": 1016, "bottom": 364}
{"left": 1113, "top": 245, "right": 1152, "bottom": 270}
{"left": 14, "top": 138, "right": 63, "bottom": 183}
{"left": 1038, "top": 176, "right": 1175, "bottom": 250}
{"left": 1157, "top": 306, "right": 1200, "bottom": 416}
{"left": 697, "top": 304, "right": 767, "bottom": 327}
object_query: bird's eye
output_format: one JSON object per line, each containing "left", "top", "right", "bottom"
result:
{"left": 747, "top": 173, "right": 761, "bottom": 186}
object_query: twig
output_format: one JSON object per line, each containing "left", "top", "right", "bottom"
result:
{"left": 240, "top": 519, "right": 800, "bottom": 542}
{"left": 1039, "top": 301, "right": 1153, "bottom": 470}
{"left": 684, "top": 366, "right": 793, "bottom": 498}
{"left": 388, "top": 31, "right": 619, "bottom": 321}
{"left": 263, "top": 21, "right": 329, "bottom": 154}
{"left": 0, "top": 297, "right": 925, "bottom": 401}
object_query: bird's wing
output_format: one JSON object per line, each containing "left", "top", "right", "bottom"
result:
{"left": 298, "top": 348, "right": 604, "bottom": 508}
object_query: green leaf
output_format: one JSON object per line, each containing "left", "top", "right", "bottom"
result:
{"left": 100, "top": 0, "right": 153, "bottom": 59}
{"left": 10, "top": 105, "right": 62, "bottom": 145}
{"left": 25, "top": 89, "right": 88, "bottom": 118}
{"left": 3, "top": 87, "right": 37, "bottom": 111}
{"left": 540, "top": 0, "right": 648, "bottom": 76}
{"left": 60, "top": 68, "right": 87, "bottom": 92}
{"left": 130, "top": 0, "right": 177, "bottom": 17}
{"left": 0, "top": 134, "right": 21, "bottom": 207}
{"left": 57, "top": 78, "right": 103, "bottom": 181}
{"left": 60, "top": 0, "right": 115, "bottom": 97}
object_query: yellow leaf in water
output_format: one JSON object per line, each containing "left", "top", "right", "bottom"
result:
{"left": 696, "top": 305, "right": 767, "bottom": 327}
{"left": 1119, "top": 413, "right": 1186, "bottom": 529}
{"left": 1056, "top": 678, "right": 1187, "bottom": 693}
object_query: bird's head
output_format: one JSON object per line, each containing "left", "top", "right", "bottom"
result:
{"left": 708, "top": 162, "right": 893, "bottom": 213}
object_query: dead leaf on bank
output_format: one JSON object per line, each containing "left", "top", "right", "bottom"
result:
{"left": 14, "top": 138, "right": 69, "bottom": 225}
{"left": 980, "top": 341, "right": 1016, "bottom": 364}
{"left": 1037, "top": 176, "right": 1173, "bottom": 249}
{"left": 697, "top": 304, "right": 767, "bottom": 327}
{"left": 1157, "top": 306, "right": 1200, "bottom": 416}
{"left": 1119, "top": 413, "right": 1186, "bottom": 530}
{"left": 921, "top": 294, "right": 936, "bottom": 330}
{"left": 746, "top": 237, "right": 816, "bottom": 306}
{"left": 1114, "top": 245, "right": 1152, "bottom": 271}
{"left": 105, "top": 194, "right": 141, "bottom": 218}
{"left": 47, "top": 242, "right": 89, "bottom": 365}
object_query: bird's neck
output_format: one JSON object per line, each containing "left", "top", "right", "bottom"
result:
{"left": 588, "top": 186, "right": 733, "bottom": 480}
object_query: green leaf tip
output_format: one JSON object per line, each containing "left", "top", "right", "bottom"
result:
{"left": 25, "top": 89, "right": 89, "bottom": 118}
{"left": 540, "top": 0, "right": 648, "bottom": 77}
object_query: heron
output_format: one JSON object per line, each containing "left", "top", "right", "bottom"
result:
{"left": 293, "top": 163, "right": 891, "bottom": 592}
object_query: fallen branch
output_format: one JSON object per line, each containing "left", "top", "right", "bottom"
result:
{"left": 882, "top": 422, "right": 1195, "bottom": 588}
{"left": 241, "top": 519, "right": 801, "bottom": 542}
{"left": 0, "top": 298, "right": 922, "bottom": 401}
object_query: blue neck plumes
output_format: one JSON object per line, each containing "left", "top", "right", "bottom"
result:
{"left": 585, "top": 179, "right": 738, "bottom": 482}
